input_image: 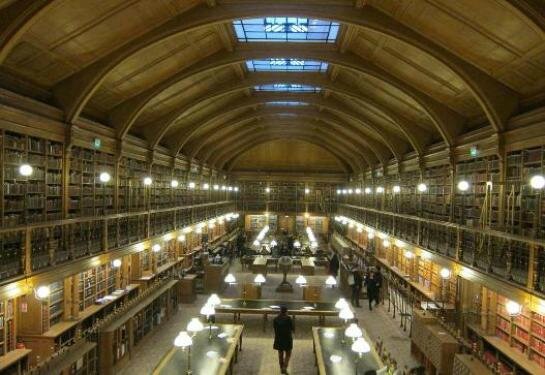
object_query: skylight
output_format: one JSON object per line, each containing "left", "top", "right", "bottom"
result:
{"left": 254, "top": 84, "right": 321, "bottom": 93}
{"left": 246, "top": 59, "right": 328, "bottom": 72}
{"left": 233, "top": 17, "right": 339, "bottom": 43}
{"left": 266, "top": 101, "right": 309, "bottom": 107}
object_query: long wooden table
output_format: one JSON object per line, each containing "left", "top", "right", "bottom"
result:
{"left": 215, "top": 298, "right": 338, "bottom": 331}
{"left": 153, "top": 324, "right": 243, "bottom": 375}
{"left": 312, "top": 327, "right": 384, "bottom": 375}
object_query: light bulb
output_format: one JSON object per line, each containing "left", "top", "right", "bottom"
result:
{"left": 506, "top": 300, "right": 522, "bottom": 316}
{"left": 348, "top": 189, "right": 353, "bottom": 194}
{"left": 202, "top": 183, "right": 209, "bottom": 190}
{"left": 99, "top": 172, "right": 111, "bottom": 183}
{"left": 392, "top": 185, "right": 401, "bottom": 193}
{"left": 355, "top": 188, "right": 361, "bottom": 194}
{"left": 234, "top": 187, "right": 239, "bottom": 192}
{"left": 417, "top": 183, "right": 427, "bottom": 193}
{"left": 188, "top": 182, "right": 196, "bottom": 189}
{"left": 170, "top": 179, "right": 179, "bottom": 188}
{"left": 112, "top": 259, "right": 122, "bottom": 268}
{"left": 457, "top": 180, "right": 470, "bottom": 191}
{"left": 19, "top": 163, "right": 33, "bottom": 176}
{"left": 364, "top": 187, "right": 372, "bottom": 194}
{"left": 336, "top": 189, "right": 341, "bottom": 195}
{"left": 265, "top": 187, "right": 271, "bottom": 193}
{"left": 36, "top": 286, "right": 51, "bottom": 299}
{"left": 305, "top": 188, "right": 310, "bottom": 194}
{"left": 152, "top": 244, "right": 161, "bottom": 252}
{"left": 376, "top": 186, "right": 384, "bottom": 193}
{"left": 143, "top": 177, "right": 152, "bottom": 186}
{"left": 213, "top": 184, "right": 219, "bottom": 190}
{"left": 440, "top": 268, "right": 451, "bottom": 279}
{"left": 530, "top": 175, "right": 545, "bottom": 189}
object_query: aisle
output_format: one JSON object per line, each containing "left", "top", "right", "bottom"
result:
{"left": 119, "top": 261, "right": 419, "bottom": 374}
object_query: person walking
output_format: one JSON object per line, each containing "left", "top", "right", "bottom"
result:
{"left": 273, "top": 306, "right": 294, "bottom": 374}
{"left": 365, "top": 271, "right": 379, "bottom": 311}
{"left": 351, "top": 268, "right": 363, "bottom": 307}
{"left": 375, "top": 266, "right": 384, "bottom": 304}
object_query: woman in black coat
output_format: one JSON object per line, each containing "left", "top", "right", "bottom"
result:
{"left": 273, "top": 306, "right": 294, "bottom": 374}
{"left": 329, "top": 252, "right": 340, "bottom": 276}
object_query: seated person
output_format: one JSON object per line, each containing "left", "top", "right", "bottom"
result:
{"left": 213, "top": 253, "right": 222, "bottom": 264}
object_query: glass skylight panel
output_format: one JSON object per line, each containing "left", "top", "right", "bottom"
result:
{"left": 246, "top": 59, "right": 328, "bottom": 72}
{"left": 254, "top": 84, "right": 321, "bottom": 93}
{"left": 233, "top": 17, "right": 339, "bottom": 43}
{"left": 266, "top": 101, "right": 309, "bottom": 107}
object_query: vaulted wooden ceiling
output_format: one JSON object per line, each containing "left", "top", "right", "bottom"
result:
{"left": 1, "top": 0, "right": 544, "bottom": 175}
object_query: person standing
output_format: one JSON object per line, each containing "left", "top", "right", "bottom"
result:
{"left": 273, "top": 305, "right": 294, "bottom": 374}
{"left": 351, "top": 268, "right": 363, "bottom": 307}
{"left": 375, "top": 266, "right": 384, "bottom": 305}
{"left": 365, "top": 271, "right": 379, "bottom": 311}
{"left": 329, "top": 251, "right": 339, "bottom": 277}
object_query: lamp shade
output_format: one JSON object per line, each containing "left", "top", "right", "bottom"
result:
{"left": 339, "top": 308, "right": 354, "bottom": 321}
{"left": 345, "top": 323, "right": 363, "bottom": 340}
{"left": 270, "top": 239, "right": 277, "bottom": 247}
{"left": 174, "top": 331, "right": 192, "bottom": 348}
{"left": 187, "top": 318, "right": 204, "bottom": 335}
{"left": 224, "top": 273, "right": 236, "bottom": 284}
{"left": 325, "top": 276, "right": 337, "bottom": 287}
{"left": 295, "top": 275, "right": 307, "bottom": 286}
{"left": 335, "top": 298, "right": 349, "bottom": 310}
{"left": 254, "top": 274, "right": 266, "bottom": 284}
{"left": 200, "top": 304, "right": 215, "bottom": 317}
{"left": 351, "top": 337, "right": 371, "bottom": 354}
{"left": 207, "top": 294, "right": 221, "bottom": 306}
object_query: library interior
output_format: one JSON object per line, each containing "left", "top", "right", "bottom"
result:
{"left": 1, "top": 1, "right": 545, "bottom": 374}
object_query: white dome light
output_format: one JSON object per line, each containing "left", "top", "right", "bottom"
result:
{"left": 417, "top": 183, "right": 427, "bottom": 193}
{"left": 254, "top": 274, "right": 266, "bottom": 284}
{"left": 376, "top": 186, "right": 384, "bottom": 193}
{"left": 295, "top": 275, "right": 307, "bottom": 286}
{"left": 355, "top": 188, "right": 361, "bottom": 194}
{"left": 19, "top": 163, "right": 33, "bottom": 176}
{"left": 345, "top": 323, "right": 363, "bottom": 340}
{"left": 382, "top": 239, "right": 390, "bottom": 248}
{"left": 457, "top": 180, "right": 470, "bottom": 191}
{"left": 207, "top": 294, "right": 221, "bottom": 306}
{"left": 364, "top": 187, "right": 372, "bottom": 194}
{"left": 213, "top": 184, "right": 220, "bottom": 190}
{"left": 174, "top": 331, "right": 192, "bottom": 348}
{"left": 188, "top": 182, "right": 196, "bottom": 189}
{"left": 530, "top": 175, "right": 545, "bottom": 189}
{"left": 265, "top": 187, "right": 271, "bottom": 193}
{"left": 202, "top": 183, "right": 209, "bottom": 190}
{"left": 143, "top": 177, "right": 152, "bottom": 186}
{"left": 339, "top": 307, "right": 354, "bottom": 321}
{"left": 170, "top": 179, "right": 179, "bottom": 188}
{"left": 224, "top": 273, "right": 236, "bottom": 284}
{"left": 392, "top": 185, "right": 401, "bottom": 193}
{"left": 506, "top": 300, "right": 522, "bottom": 316}
{"left": 305, "top": 188, "right": 310, "bottom": 194}
{"left": 177, "top": 234, "right": 186, "bottom": 242}
{"left": 35, "top": 285, "right": 51, "bottom": 299}
{"left": 152, "top": 244, "right": 161, "bottom": 252}
{"left": 112, "top": 259, "right": 122, "bottom": 268}
{"left": 99, "top": 172, "right": 111, "bottom": 183}
{"left": 325, "top": 276, "right": 337, "bottom": 287}
{"left": 351, "top": 337, "right": 371, "bottom": 355}
{"left": 335, "top": 298, "right": 349, "bottom": 310}
{"left": 187, "top": 318, "right": 204, "bottom": 334}
{"left": 440, "top": 267, "right": 451, "bottom": 279}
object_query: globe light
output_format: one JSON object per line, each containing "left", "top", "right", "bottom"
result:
{"left": 35, "top": 286, "right": 51, "bottom": 299}
{"left": 339, "top": 307, "right": 354, "bottom": 322}
{"left": 174, "top": 331, "right": 192, "bottom": 348}
{"left": 234, "top": 187, "right": 239, "bottom": 192}
{"left": 228, "top": 186, "right": 233, "bottom": 191}
{"left": 457, "top": 180, "right": 470, "bottom": 191}
{"left": 224, "top": 273, "right": 236, "bottom": 284}
{"left": 200, "top": 304, "right": 215, "bottom": 318}
{"left": 382, "top": 239, "right": 390, "bottom": 248}
{"left": 270, "top": 239, "right": 277, "bottom": 247}
{"left": 440, "top": 267, "right": 451, "bottom": 279}
{"left": 305, "top": 188, "right": 310, "bottom": 194}
{"left": 348, "top": 189, "right": 353, "bottom": 194}
{"left": 170, "top": 179, "right": 179, "bottom": 188}
{"left": 207, "top": 294, "right": 221, "bottom": 306}
{"left": 376, "top": 186, "right": 384, "bottom": 193}
{"left": 356, "top": 226, "right": 363, "bottom": 233}
{"left": 506, "top": 300, "right": 522, "bottom": 316}
{"left": 177, "top": 234, "right": 186, "bottom": 242}
{"left": 417, "top": 183, "right": 427, "bottom": 193}
{"left": 202, "top": 183, "right": 209, "bottom": 190}
{"left": 19, "top": 163, "right": 33, "bottom": 176}
{"left": 325, "top": 276, "right": 337, "bottom": 287}
{"left": 294, "top": 240, "right": 301, "bottom": 248}
{"left": 213, "top": 184, "right": 220, "bottom": 190}
{"left": 187, "top": 318, "right": 204, "bottom": 335}
{"left": 336, "top": 189, "right": 341, "bottom": 195}
{"left": 143, "top": 177, "right": 152, "bottom": 186}
{"left": 355, "top": 188, "right": 361, "bottom": 194}
{"left": 345, "top": 323, "right": 363, "bottom": 341}
{"left": 152, "top": 244, "right": 161, "bottom": 252}
{"left": 367, "top": 231, "right": 375, "bottom": 239}
{"left": 351, "top": 337, "right": 371, "bottom": 355}
{"left": 392, "top": 185, "right": 401, "bottom": 193}
{"left": 265, "top": 187, "right": 271, "bottom": 193}
{"left": 395, "top": 239, "right": 406, "bottom": 248}
{"left": 530, "top": 175, "right": 545, "bottom": 189}
{"left": 254, "top": 274, "right": 266, "bottom": 284}
{"left": 404, "top": 251, "right": 413, "bottom": 259}
{"left": 99, "top": 172, "right": 111, "bottom": 183}
{"left": 295, "top": 275, "right": 307, "bottom": 286}
{"left": 335, "top": 298, "right": 349, "bottom": 310}
{"left": 364, "top": 187, "right": 372, "bottom": 194}
{"left": 188, "top": 182, "right": 196, "bottom": 189}
{"left": 112, "top": 259, "right": 122, "bottom": 268}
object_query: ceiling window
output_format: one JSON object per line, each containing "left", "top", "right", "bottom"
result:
{"left": 254, "top": 84, "right": 321, "bottom": 93}
{"left": 246, "top": 59, "right": 328, "bottom": 72}
{"left": 233, "top": 17, "right": 339, "bottom": 43}
{"left": 265, "top": 101, "right": 309, "bottom": 106}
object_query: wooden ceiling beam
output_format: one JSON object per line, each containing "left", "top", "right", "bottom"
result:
{"left": 145, "top": 72, "right": 429, "bottom": 154}
{"left": 179, "top": 105, "right": 385, "bottom": 166}
{"left": 47, "top": 1, "right": 517, "bottom": 134}
{"left": 117, "top": 45, "right": 459, "bottom": 149}
{"left": 168, "top": 93, "right": 395, "bottom": 161}
{"left": 0, "top": 0, "right": 55, "bottom": 64}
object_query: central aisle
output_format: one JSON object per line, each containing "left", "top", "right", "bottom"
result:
{"left": 119, "top": 262, "right": 418, "bottom": 374}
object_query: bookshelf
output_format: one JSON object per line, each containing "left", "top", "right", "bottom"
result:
{"left": 0, "top": 299, "right": 15, "bottom": 357}
{"left": 2, "top": 131, "right": 63, "bottom": 226}
{"left": 78, "top": 264, "right": 115, "bottom": 311}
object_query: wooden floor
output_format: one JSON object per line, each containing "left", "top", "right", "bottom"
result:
{"left": 118, "top": 260, "right": 419, "bottom": 375}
